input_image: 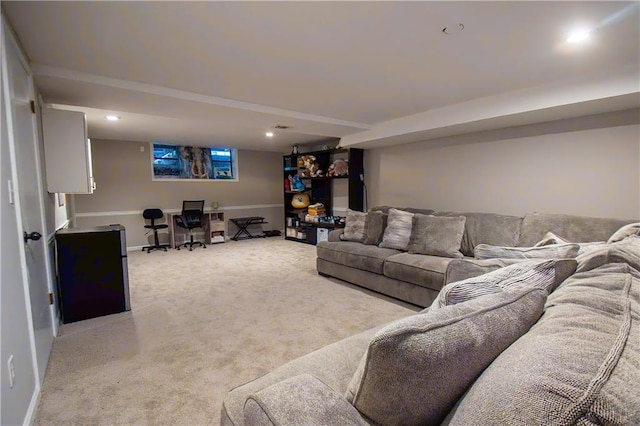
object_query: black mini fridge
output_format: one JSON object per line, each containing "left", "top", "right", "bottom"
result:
{"left": 55, "top": 225, "right": 131, "bottom": 323}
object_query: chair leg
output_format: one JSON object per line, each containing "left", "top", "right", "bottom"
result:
{"left": 143, "top": 229, "right": 169, "bottom": 253}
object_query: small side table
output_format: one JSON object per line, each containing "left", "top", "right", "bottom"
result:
{"left": 230, "top": 216, "right": 268, "bottom": 241}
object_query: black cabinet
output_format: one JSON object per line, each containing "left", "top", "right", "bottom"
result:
{"left": 283, "top": 148, "right": 364, "bottom": 244}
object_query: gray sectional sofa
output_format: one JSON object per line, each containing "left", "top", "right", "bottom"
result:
{"left": 317, "top": 207, "right": 634, "bottom": 307}
{"left": 221, "top": 209, "right": 640, "bottom": 425}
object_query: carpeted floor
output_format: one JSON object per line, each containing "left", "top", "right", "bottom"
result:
{"left": 34, "top": 237, "right": 418, "bottom": 425}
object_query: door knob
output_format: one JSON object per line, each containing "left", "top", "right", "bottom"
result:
{"left": 23, "top": 231, "right": 42, "bottom": 242}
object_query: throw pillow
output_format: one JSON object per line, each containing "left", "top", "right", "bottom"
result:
{"left": 363, "top": 210, "right": 387, "bottom": 245}
{"left": 408, "top": 214, "right": 466, "bottom": 258}
{"left": 340, "top": 209, "right": 367, "bottom": 242}
{"left": 607, "top": 222, "right": 640, "bottom": 243}
{"left": 345, "top": 287, "right": 547, "bottom": 425}
{"left": 534, "top": 231, "right": 606, "bottom": 256}
{"left": 378, "top": 208, "right": 414, "bottom": 251}
{"left": 433, "top": 259, "right": 577, "bottom": 309}
{"left": 534, "top": 231, "right": 570, "bottom": 247}
{"left": 474, "top": 243, "right": 580, "bottom": 260}
{"left": 576, "top": 235, "right": 640, "bottom": 273}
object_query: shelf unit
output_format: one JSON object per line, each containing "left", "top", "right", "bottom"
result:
{"left": 283, "top": 148, "right": 364, "bottom": 244}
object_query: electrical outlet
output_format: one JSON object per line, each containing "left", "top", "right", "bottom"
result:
{"left": 8, "top": 355, "right": 15, "bottom": 388}
{"left": 139, "top": 145, "right": 145, "bottom": 152}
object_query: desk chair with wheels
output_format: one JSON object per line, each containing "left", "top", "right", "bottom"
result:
{"left": 175, "top": 200, "right": 206, "bottom": 251}
{"left": 142, "top": 208, "right": 170, "bottom": 253}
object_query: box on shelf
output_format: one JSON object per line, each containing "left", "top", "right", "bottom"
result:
{"left": 317, "top": 227, "right": 329, "bottom": 243}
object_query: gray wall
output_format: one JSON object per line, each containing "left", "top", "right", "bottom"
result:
{"left": 73, "top": 140, "right": 285, "bottom": 247}
{"left": 366, "top": 110, "right": 640, "bottom": 220}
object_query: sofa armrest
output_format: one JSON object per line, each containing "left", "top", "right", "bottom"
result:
{"left": 328, "top": 229, "right": 345, "bottom": 242}
{"left": 244, "top": 374, "right": 368, "bottom": 426}
{"left": 444, "top": 258, "right": 524, "bottom": 285}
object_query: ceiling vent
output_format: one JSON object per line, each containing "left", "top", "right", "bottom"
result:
{"left": 274, "top": 125, "right": 292, "bottom": 129}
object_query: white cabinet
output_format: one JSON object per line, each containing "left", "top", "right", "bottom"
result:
{"left": 42, "top": 108, "right": 95, "bottom": 194}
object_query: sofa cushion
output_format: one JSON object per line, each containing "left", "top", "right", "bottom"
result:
{"left": 362, "top": 210, "right": 387, "bottom": 246}
{"left": 444, "top": 258, "right": 525, "bottom": 285}
{"left": 444, "top": 263, "right": 640, "bottom": 425}
{"left": 434, "top": 259, "right": 577, "bottom": 309}
{"left": 408, "top": 214, "right": 465, "bottom": 258}
{"left": 384, "top": 253, "right": 453, "bottom": 292}
{"left": 379, "top": 208, "right": 414, "bottom": 251}
{"left": 341, "top": 209, "right": 367, "bottom": 242}
{"left": 517, "top": 212, "right": 634, "bottom": 247}
{"left": 474, "top": 243, "right": 580, "bottom": 260}
{"left": 345, "top": 287, "right": 547, "bottom": 426}
{"left": 576, "top": 235, "right": 640, "bottom": 273}
{"left": 244, "top": 374, "right": 368, "bottom": 426}
{"left": 222, "top": 323, "right": 387, "bottom": 426}
{"left": 316, "top": 241, "right": 400, "bottom": 275}
{"left": 370, "top": 206, "right": 434, "bottom": 216}
{"left": 608, "top": 222, "right": 640, "bottom": 243}
{"left": 435, "top": 211, "right": 523, "bottom": 257}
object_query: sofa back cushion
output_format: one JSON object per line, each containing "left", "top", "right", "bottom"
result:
{"left": 345, "top": 287, "right": 547, "bottom": 426}
{"left": 444, "top": 262, "right": 640, "bottom": 425}
{"left": 517, "top": 212, "right": 635, "bottom": 247}
{"left": 371, "top": 206, "right": 434, "bottom": 216}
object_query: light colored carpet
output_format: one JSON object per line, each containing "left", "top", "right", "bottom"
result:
{"left": 34, "top": 237, "right": 417, "bottom": 425}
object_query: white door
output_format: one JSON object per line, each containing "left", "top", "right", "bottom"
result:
{"left": 4, "top": 25, "right": 54, "bottom": 383}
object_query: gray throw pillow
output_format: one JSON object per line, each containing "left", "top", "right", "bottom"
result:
{"left": 534, "top": 231, "right": 570, "bottom": 246}
{"left": 345, "top": 288, "right": 547, "bottom": 426}
{"left": 340, "top": 209, "right": 367, "bottom": 242}
{"left": 607, "top": 222, "right": 640, "bottom": 243}
{"left": 363, "top": 210, "right": 387, "bottom": 245}
{"left": 475, "top": 243, "right": 580, "bottom": 260}
{"left": 534, "top": 231, "right": 606, "bottom": 256}
{"left": 408, "top": 214, "right": 465, "bottom": 258}
{"left": 434, "top": 259, "right": 577, "bottom": 309}
{"left": 379, "top": 208, "right": 414, "bottom": 251}
{"left": 576, "top": 235, "right": 640, "bottom": 273}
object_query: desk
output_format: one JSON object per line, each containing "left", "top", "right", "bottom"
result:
{"left": 168, "top": 211, "right": 225, "bottom": 248}
{"left": 230, "top": 216, "right": 268, "bottom": 241}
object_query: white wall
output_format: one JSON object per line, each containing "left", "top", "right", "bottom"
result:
{"left": 367, "top": 111, "right": 640, "bottom": 220}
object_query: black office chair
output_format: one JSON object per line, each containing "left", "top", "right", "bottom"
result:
{"left": 175, "top": 200, "right": 206, "bottom": 251}
{"left": 142, "top": 208, "right": 170, "bottom": 253}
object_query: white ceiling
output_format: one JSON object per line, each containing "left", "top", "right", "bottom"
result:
{"left": 3, "top": 1, "right": 639, "bottom": 152}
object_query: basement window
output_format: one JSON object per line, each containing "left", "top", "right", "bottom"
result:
{"left": 152, "top": 143, "right": 238, "bottom": 181}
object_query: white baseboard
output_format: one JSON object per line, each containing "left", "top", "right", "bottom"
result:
{"left": 24, "top": 384, "right": 41, "bottom": 425}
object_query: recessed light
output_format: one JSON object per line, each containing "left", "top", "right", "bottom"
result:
{"left": 105, "top": 115, "right": 121, "bottom": 121}
{"left": 567, "top": 30, "right": 591, "bottom": 43}
{"left": 265, "top": 132, "right": 274, "bottom": 137}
